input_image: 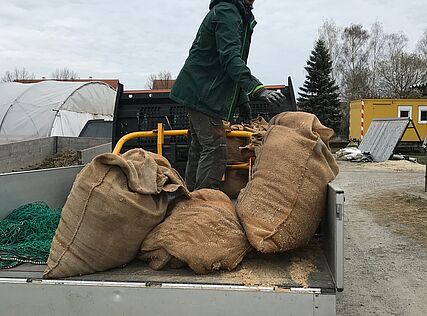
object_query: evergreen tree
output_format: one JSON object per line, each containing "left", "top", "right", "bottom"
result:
{"left": 298, "top": 39, "right": 342, "bottom": 135}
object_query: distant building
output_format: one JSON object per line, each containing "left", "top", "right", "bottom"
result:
{"left": 350, "top": 99, "right": 427, "bottom": 142}
{"left": 125, "top": 84, "right": 288, "bottom": 96}
{"left": 16, "top": 79, "right": 120, "bottom": 90}
{"left": 152, "top": 79, "right": 175, "bottom": 89}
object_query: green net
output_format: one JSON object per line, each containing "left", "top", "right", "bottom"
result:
{"left": 0, "top": 202, "right": 61, "bottom": 269}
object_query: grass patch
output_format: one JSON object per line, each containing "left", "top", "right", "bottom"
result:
{"left": 362, "top": 193, "right": 427, "bottom": 246}
{"left": 411, "top": 153, "right": 426, "bottom": 165}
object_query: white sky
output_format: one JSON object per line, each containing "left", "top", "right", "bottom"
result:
{"left": 0, "top": 0, "right": 426, "bottom": 91}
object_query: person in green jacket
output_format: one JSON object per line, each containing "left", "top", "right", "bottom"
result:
{"left": 170, "top": 0, "right": 285, "bottom": 191}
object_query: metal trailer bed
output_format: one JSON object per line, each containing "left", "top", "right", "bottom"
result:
{"left": 0, "top": 240, "right": 333, "bottom": 289}
{"left": 0, "top": 166, "right": 344, "bottom": 316}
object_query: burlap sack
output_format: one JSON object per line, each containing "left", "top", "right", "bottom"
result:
{"left": 240, "top": 131, "right": 266, "bottom": 160}
{"left": 236, "top": 112, "right": 339, "bottom": 253}
{"left": 226, "top": 137, "right": 247, "bottom": 164}
{"left": 139, "top": 189, "right": 251, "bottom": 274}
{"left": 241, "top": 116, "right": 269, "bottom": 133}
{"left": 44, "top": 149, "right": 188, "bottom": 278}
{"left": 220, "top": 117, "right": 268, "bottom": 198}
{"left": 222, "top": 135, "right": 248, "bottom": 198}
{"left": 220, "top": 169, "right": 249, "bottom": 199}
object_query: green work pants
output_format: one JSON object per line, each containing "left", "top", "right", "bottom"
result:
{"left": 185, "top": 109, "right": 227, "bottom": 191}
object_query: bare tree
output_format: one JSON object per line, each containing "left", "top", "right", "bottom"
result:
{"left": 367, "top": 22, "right": 387, "bottom": 98}
{"left": 318, "top": 21, "right": 426, "bottom": 101}
{"left": 416, "top": 29, "right": 427, "bottom": 58}
{"left": 336, "top": 24, "right": 371, "bottom": 102}
{"left": 384, "top": 33, "right": 408, "bottom": 60}
{"left": 318, "top": 19, "right": 342, "bottom": 81}
{"left": 375, "top": 33, "right": 412, "bottom": 98}
{"left": 1, "top": 67, "right": 35, "bottom": 82}
{"left": 378, "top": 52, "right": 427, "bottom": 98}
{"left": 51, "top": 68, "right": 78, "bottom": 80}
{"left": 145, "top": 71, "right": 174, "bottom": 89}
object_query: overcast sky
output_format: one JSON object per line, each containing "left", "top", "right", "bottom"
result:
{"left": 0, "top": 0, "right": 426, "bottom": 91}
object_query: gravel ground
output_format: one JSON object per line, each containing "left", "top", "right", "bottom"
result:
{"left": 334, "top": 161, "right": 427, "bottom": 316}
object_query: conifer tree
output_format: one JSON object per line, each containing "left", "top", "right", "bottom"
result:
{"left": 298, "top": 40, "right": 342, "bottom": 134}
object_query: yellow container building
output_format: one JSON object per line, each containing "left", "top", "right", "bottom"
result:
{"left": 349, "top": 99, "right": 427, "bottom": 142}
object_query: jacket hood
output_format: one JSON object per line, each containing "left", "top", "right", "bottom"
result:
{"left": 210, "top": 0, "right": 234, "bottom": 8}
{"left": 209, "top": 0, "right": 246, "bottom": 17}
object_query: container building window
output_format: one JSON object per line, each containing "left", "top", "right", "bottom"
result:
{"left": 398, "top": 106, "right": 412, "bottom": 119}
{"left": 419, "top": 106, "right": 427, "bottom": 124}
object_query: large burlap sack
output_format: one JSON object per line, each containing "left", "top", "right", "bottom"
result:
{"left": 44, "top": 149, "right": 188, "bottom": 278}
{"left": 139, "top": 189, "right": 251, "bottom": 274}
{"left": 237, "top": 112, "right": 339, "bottom": 253}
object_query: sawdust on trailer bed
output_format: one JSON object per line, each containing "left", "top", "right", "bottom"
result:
{"left": 224, "top": 243, "right": 319, "bottom": 288}
{"left": 288, "top": 257, "right": 317, "bottom": 288}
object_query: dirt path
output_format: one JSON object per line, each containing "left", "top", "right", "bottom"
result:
{"left": 334, "top": 161, "right": 427, "bottom": 316}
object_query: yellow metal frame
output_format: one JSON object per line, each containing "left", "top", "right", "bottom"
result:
{"left": 113, "top": 123, "right": 254, "bottom": 177}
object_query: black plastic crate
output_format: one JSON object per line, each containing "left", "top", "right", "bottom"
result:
{"left": 112, "top": 77, "right": 297, "bottom": 176}
{"left": 137, "top": 105, "right": 190, "bottom": 131}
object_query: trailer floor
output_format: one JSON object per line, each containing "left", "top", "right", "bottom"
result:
{"left": 0, "top": 239, "right": 335, "bottom": 290}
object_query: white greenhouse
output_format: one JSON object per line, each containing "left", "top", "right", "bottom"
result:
{"left": 0, "top": 81, "right": 116, "bottom": 144}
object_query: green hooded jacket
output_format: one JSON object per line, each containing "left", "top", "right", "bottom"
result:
{"left": 170, "top": 0, "right": 263, "bottom": 121}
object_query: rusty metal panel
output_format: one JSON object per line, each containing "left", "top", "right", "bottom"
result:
{"left": 358, "top": 118, "right": 410, "bottom": 162}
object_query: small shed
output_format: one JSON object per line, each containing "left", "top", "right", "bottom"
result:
{"left": 0, "top": 81, "right": 116, "bottom": 144}
{"left": 349, "top": 99, "right": 427, "bottom": 142}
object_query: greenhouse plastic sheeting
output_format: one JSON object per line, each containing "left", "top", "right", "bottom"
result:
{"left": 0, "top": 81, "right": 115, "bottom": 144}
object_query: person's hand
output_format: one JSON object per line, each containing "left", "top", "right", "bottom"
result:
{"left": 237, "top": 102, "right": 252, "bottom": 123}
{"left": 254, "top": 88, "right": 286, "bottom": 107}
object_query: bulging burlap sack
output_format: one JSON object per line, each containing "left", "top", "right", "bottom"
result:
{"left": 44, "top": 149, "right": 188, "bottom": 278}
{"left": 236, "top": 112, "right": 339, "bottom": 253}
{"left": 139, "top": 189, "right": 251, "bottom": 274}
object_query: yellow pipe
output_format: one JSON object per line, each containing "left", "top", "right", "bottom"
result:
{"left": 113, "top": 127, "right": 256, "bottom": 180}
{"left": 228, "top": 162, "right": 253, "bottom": 181}
{"left": 227, "top": 131, "right": 253, "bottom": 138}
{"left": 228, "top": 163, "right": 250, "bottom": 170}
{"left": 157, "top": 123, "right": 164, "bottom": 155}
{"left": 163, "top": 129, "right": 189, "bottom": 136}
{"left": 113, "top": 128, "right": 254, "bottom": 156}
{"left": 113, "top": 131, "right": 157, "bottom": 154}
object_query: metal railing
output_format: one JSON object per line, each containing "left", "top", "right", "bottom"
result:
{"left": 113, "top": 123, "right": 254, "bottom": 176}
